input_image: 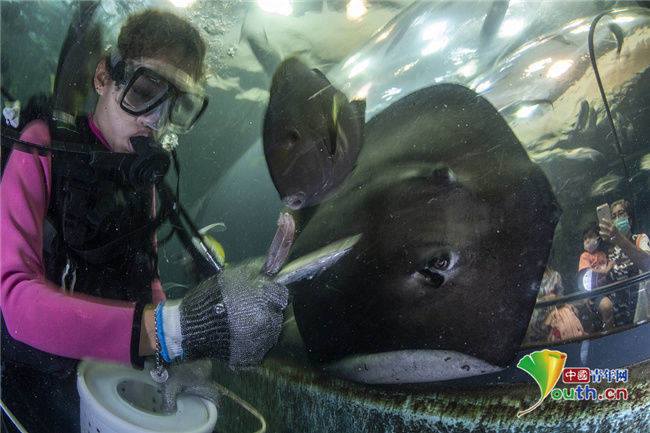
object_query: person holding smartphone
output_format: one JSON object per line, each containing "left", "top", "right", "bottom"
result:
{"left": 598, "top": 199, "right": 650, "bottom": 325}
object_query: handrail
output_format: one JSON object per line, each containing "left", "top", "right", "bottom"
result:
{"left": 534, "top": 270, "right": 650, "bottom": 308}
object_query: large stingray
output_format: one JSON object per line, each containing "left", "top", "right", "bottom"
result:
{"left": 288, "top": 83, "right": 561, "bottom": 383}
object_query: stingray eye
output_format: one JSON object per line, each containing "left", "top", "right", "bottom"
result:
{"left": 431, "top": 167, "right": 456, "bottom": 185}
{"left": 414, "top": 251, "right": 457, "bottom": 288}
{"left": 431, "top": 254, "right": 451, "bottom": 270}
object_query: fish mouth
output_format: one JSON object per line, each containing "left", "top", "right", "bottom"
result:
{"left": 324, "top": 350, "right": 503, "bottom": 384}
{"left": 283, "top": 192, "right": 307, "bottom": 210}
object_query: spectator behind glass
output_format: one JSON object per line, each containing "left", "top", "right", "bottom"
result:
{"left": 578, "top": 221, "right": 615, "bottom": 328}
{"left": 599, "top": 199, "right": 650, "bottom": 326}
{"left": 523, "top": 268, "right": 585, "bottom": 345}
{"left": 579, "top": 221, "right": 613, "bottom": 288}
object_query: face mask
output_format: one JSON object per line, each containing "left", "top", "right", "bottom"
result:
{"left": 584, "top": 238, "right": 599, "bottom": 253}
{"left": 110, "top": 50, "right": 208, "bottom": 134}
{"left": 614, "top": 217, "right": 631, "bottom": 236}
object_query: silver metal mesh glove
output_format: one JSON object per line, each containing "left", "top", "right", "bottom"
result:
{"left": 176, "top": 260, "right": 288, "bottom": 368}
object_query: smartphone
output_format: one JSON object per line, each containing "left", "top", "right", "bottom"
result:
{"left": 597, "top": 203, "right": 612, "bottom": 223}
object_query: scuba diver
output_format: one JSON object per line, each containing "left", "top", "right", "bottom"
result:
{"left": 1, "top": 9, "right": 287, "bottom": 433}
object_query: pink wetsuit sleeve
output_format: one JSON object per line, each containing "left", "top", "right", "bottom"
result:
{"left": 1, "top": 121, "right": 136, "bottom": 364}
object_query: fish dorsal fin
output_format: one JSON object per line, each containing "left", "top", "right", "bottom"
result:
{"left": 328, "top": 93, "right": 348, "bottom": 156}
{"left": 331, "top": 95, "right": 367, "bottom": 158}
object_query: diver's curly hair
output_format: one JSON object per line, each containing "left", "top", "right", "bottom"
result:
{"left": 114, "top": 9, "right": 206, "bottom": 80}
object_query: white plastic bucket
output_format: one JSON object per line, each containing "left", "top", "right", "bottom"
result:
{"left": 77, "top": 360, "right": 217, "bottom": 433}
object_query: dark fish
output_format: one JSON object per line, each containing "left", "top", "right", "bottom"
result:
{"left": 608, "top": 22, "right": 625, "bottom": 56}
{"left": 589, "top": 172, "right": 623, "bottom": 196}
{"left": 263, "top": 57, "right": 365, "bottom": 210}
{"left": 576, "top": 100, "right": 590, "bottom": 131}
{"left": 289, "top": 83, "right": 560, "bottom": 382}
{"left": 241, "top": 12, "right": 282, "bottom": 77}
{"left": 479, "top": 1, "right": 510, "bottom": 48}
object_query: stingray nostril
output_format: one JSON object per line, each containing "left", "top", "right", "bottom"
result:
{"left": 416, "top": 268, "right": 445, "bottom": 288}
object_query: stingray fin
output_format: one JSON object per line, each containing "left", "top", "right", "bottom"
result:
{"left": 275, "top": 234, "right": 361, "bottom": 286}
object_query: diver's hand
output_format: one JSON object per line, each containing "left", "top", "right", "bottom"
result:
{"left": 157, "top": 260, "right": 288, "bottom": 368}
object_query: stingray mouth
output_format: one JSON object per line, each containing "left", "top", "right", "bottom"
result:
{"left": 283, "top": 192, "right": 307, "bottom": 210}
{"left": 323, "top": 350, "right": 503, "bottom": 384}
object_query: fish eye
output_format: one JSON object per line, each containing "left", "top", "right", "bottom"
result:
{"left": 287, "top": 128, "right": 301, "bottom": 144}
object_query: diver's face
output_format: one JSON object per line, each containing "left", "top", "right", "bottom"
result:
{"left": 94, "top": 80, "right": 153, "bottom": 153}
{"left": 93, "top": 59, "right": 171, "bottom": 153}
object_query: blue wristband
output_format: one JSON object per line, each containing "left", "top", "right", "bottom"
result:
{"left": 155, "top": 302, "right": 173, "bottom": 362}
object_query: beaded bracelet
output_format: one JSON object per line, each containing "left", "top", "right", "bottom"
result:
{"left": 150, "top": 302, "right": 169, "bottom": 383}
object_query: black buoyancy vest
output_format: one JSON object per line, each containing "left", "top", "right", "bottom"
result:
{"left": 44, "top": 117, "right": 158, "bottom": 303}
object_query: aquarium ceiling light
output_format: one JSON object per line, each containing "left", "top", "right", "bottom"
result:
{"left": 613, "top": 15, "right": 635, "bottom": 24}
{"left": 498, "top": 18, "right": 525, "bottom": 38}
{"left": 474, "top": 80, "right": 492, "bottom": 94}
{"left": 258, "top": 0, "right": 293, "bottom": 16}
{"left": 352, "top": 83, "right": 372, "bottom": 101}
{"left": 458, "top": 60, "right": 478, "bottom": 78}
{"left": 346, "top": 0, "right": 368, "bottom": 21}
{"left": 375, "top": 23, "right": 396, "bottom": 43}
{"left": 570, "top": 24, "right": 591, "bottom": 34}
{"left": 516, "top": 105, "right": 538, "bottom": 119}
{"left": 421, "top": 21, "right": 450, "bottom": 56}
{"left": 546, "top": 59, "right": 573, "bottom": 79}
{"left": 524, "top": 57, "right": 553, "bottom": 76}
{"left": 168, "top": 0, "right": 195, "bottom": 8}
{"left": 348, "top": 59, "right": 370, "bottom": 79}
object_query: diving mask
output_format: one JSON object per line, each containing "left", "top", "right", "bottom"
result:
{"left": 110, "top": 50, "right": 208, "bottom": 133}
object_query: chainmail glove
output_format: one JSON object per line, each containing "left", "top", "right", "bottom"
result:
{"left": 158, "top": 260, "right": 288, "bottom": 368}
